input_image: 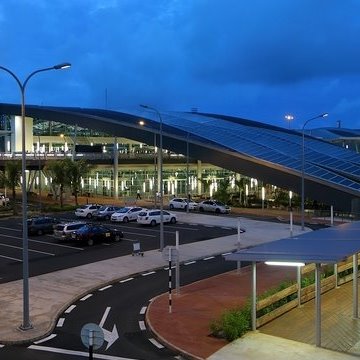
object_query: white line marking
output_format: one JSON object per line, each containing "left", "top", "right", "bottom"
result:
{"left": 0, "top": 242, "right": 54, "bottom": 256}
{"left": 221, "top": 227, "right": 232, "bottom": 230}
{"left": 139, "top": 306, "right": 147, "bottom": 315}
{"left": 28, "top": 345, "right": 136, "bottom": 359}
{"left": 80, "top": 294, "right": 93, "bottom": 301}
{"left": 138, "top": 320, "right": 146, "bottom": 331}
{"left": 99, "top": 285, "right": 112, "bottom": 291}
{"left": 203, "top": 256, "right": 215, "bottom": 261}
{"left": 184, "top": 261, "right": 196, "bottom": 265}
{"left": 141, "top": 271, "right": 156, "bottom": 276}
{"left": 221, "top": 252, "right": 232, "bottom": 256}
{"left": 56, "top": 318, "right": 65, "bottom": 327}
{"left": 65, "top": 305, "right": 76, "bottom": 314}
{"left": 149, "top": 338, "right": 164, "bottom": 349}
{"left": 33, "top": 334, "right": 57, "bottom": 344}
{"left": 164, "top": 266, "right": 176, "bottom": 270}
{"left": 99, "top": 307, "right": 111, "bottom": 327}
{"left": 0, "top": 254, "right": 22, "bottom": 262}
{"left": 204, "top": 225, "right": 214, "bottom": 228}
{"left": 0, "top": 226, "right": 21, "bottom": 232}
{"left": 0, "top": 344, "right": 4, "bottom": 348}
{"left": 30, "top": 238, "right": 85, "bottom": 250}
{"left": 120, "top": 277, "right": 134, "bottom": 283}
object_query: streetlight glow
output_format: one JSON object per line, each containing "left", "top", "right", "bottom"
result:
{"left": 0, "top": 62, "right": 71, "bottom": 330}
{"left": 301, "top": 112, "right": 328, "bottom": 231}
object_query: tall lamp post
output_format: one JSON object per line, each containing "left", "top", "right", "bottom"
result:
{"left": 301, "top": 113, "right": 328, "bottom": 231}
{"left": 0, "top": 62, "right": 71, "bottom": 330}
{"left": 140, "top": 104, "right": 164, "bottom": 251}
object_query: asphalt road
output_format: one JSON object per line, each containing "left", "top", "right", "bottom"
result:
{"left": 0, "top": 254, "right": 241, "bottom": 360}
{"left": 0, "top": 213, "right": 237, "bottom": 283}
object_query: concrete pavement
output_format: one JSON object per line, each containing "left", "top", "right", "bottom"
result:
{"left": 0, "top": 212, "right": 354, "bottom": 360}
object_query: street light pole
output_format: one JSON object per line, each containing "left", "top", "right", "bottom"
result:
{"left": 301, "top": 113, "right": 328, "bottom": 231}
{"left": 140, "top": 104, "right": 164, "bottom": 251}
{"left": 0, "top": 62, "right": 71, "bottom": 330}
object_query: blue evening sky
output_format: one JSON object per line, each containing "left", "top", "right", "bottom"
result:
{"left": 1, "top": 0, "right": 360, "bottom": 129}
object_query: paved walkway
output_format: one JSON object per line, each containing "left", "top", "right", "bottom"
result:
{"left": 0, "top": 211, "right": 357, "bottom": 360}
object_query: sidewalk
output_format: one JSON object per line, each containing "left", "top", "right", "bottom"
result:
{"left": 0, "top": 211, "right": 354, "bottom": 360}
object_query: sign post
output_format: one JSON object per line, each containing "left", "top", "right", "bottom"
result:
{"left": 81, "top": 323, "right": 104, "bottom": 360}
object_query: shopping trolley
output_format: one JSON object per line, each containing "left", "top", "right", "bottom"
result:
{"left": 132, "top": 241, "right": 144, "bottom": 256}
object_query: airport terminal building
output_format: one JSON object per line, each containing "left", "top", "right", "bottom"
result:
{"left": 0, "top": 103, "right": 360, "bottom": 213}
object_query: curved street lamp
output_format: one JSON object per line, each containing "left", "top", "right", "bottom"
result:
{"left": 0, "top": 62, "right": 71, "bottom": 330}
{"left": 140, "top": 104, "right": 164, "bottom": 252}
{"left": 301, "top": 113, "right": 328, "bottom": 231}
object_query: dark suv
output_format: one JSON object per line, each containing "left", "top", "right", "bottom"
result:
{"left": 27, "top": 217, "right": 59, "bottom": 236}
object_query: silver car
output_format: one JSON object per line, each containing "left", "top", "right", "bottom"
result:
{"left": 93, "top": 206, "right": 121, "bottom": 220}
{"left": 54, "top": 221, "right": 86, "bottom": 240}
{"left": 111, "top": 206, "right": 145, "bottom": 223}
{"left": 198, "top": 200, "right": 231, "bottom": 214}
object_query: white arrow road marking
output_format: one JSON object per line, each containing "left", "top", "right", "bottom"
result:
{"left": 99, "top": 307, "right": 119, "bottom": 351}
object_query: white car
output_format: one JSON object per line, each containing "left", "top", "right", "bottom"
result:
{"left": 137, "top": 209, "right": 177, "bottom": 226}
{"left": 198, "top": 200, "right": 231, "bottom": 214}
{"left": 75, "top": 204, "right": 102, "bottom": 219}
{"left": 169, "top": 197, "right": 198, "bottom": 211}
{"left": 110, "top": 206, "right": 145, "bottom": 223}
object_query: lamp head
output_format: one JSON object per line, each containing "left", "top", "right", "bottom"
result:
{"left": 140, "top": 104, "right": 149, "bottom": 109}
{"left": 321, "top": 113, "right": 329, "bottom": 118}
{"left": 54, "top": 62, "right": 71, "bottom": 70}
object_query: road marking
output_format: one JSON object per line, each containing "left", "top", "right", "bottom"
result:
{"left": 30, "top": 239, "right": 85, "bottom": 250}
{"left": 139, "top": 306, "right": 147, "bottom": 315}
{"left": 120, "top": 277, "right": 134, "bottom": 283}
{"left": 184, "top": 261, "right": 196, "bottom": 265}
{"left": 204, "top": 225, "right": 214, "bottom": 227}
{"left": 80, "top": 294, "right": 93, "bottom": 301}
{"left": 99, "top": 307, "right": 111, "bottom": 327}
{"left": 0, "top": 254, "right": 22, "bottom": 262}
{"left": 28, "top": 345, "right": 137, "bottom": 359}
{"left": 0, "top": 344, "right": 4, "bottom": 348}
{"left": 141, "top": 271, "right": 156, "bottom": 276}
{"left": 34, "top": 334, "right": 57, "bottom": 344}
{"left": 138, "top": 320, "right": 146, "bottom": 331}
{"left": 221, "top": 252, "right": 232, "bottom": 256}
{"left": 99, "top": 285, "right": 112, "bottom": 291}
{"left": 65, "top": 305, "right": 76, "bottom": 314}
{"left": 164, "top": 266, "right": 176, "bottom": 270}
{"left": 221, "top": 227, "right": 232, "bottom": 230}
{"left": 149, "top": 338, "right": 164, "bottom": 349}
{"left": 203, "top": 256, "right": 215, "bottom": 261}
{"left": 56, "top": 318, "right": 65, "bottom": 327}
{"left": 0, "top": 226, "right": 21, "bottom": 232}
{"left": 0, "top": 242, "right": 55, "bottom": 256}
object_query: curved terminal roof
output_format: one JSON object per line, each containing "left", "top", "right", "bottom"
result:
{"left": 0, "top": 103, "right": 360, "bottom": 211}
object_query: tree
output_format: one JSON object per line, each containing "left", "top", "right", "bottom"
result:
{"left": 44, "top": 160, "right": 69, "bottom": 208}
{"left": 0, "top": 160, "right": 21, "bottom": 214}
{"left": 213, "top": 179, "right": 231, "bottom": 204}
{"left": 66, "top": 159, "right": 92, "bottom": 206}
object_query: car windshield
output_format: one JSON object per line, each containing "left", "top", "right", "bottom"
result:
{"left": 138, "top": 212, "right": 147, "bottom": 216}
{"left": 98, "top": 206, "right": 107, "bottom": 211}
{"left": 214, "top": 201, "right": 225, "bottom": 206}
{"left": 117, "top": 207, "right": 130, "bottom": 213}
{"left": 55, "top": 224, "right": 65, "bottom": 231}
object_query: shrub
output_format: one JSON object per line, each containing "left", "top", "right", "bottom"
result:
{"left": 210, "top": 302, "right": 251, "bottom": 342}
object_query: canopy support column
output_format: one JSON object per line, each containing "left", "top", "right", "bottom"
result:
{"left": 251, "top": 262, "right": 257, "bottom": 331}
{"left": 315, "top": 263, "right": 321, "bottom": 347}
{"left": 353, "top": 253, "right": 358, "bottom": 319}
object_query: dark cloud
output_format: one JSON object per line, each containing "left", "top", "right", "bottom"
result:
{"left": 0, "top": 0, "right": 360, "bottom": 128}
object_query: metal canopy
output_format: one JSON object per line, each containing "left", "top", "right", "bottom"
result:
{"left": 225, "top": 221, "right": 360, "bottom": 264}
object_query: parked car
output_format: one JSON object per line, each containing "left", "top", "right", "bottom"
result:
{"left": 110, "top": 206, "right": 145, "bottom": 223}
{"left": 93, "top": 206, "right": 121, "bottom": 220}
{"left": 169, "top": 197, "right": 198, "bottom": 211}
{"left": 70, "top": 224, "right": 124, "bottom": 246}
{"left": 137, "top": 209, "right": 177, "bottom": 226}
{"left": 27, "top": 216, "right": 60, "bottom": 236}
{"left": 198, "top": 200, "right": 231, "bottom": 214}
{"left": 53, "top": 221, "right": 87, "bottom": 241}
{"left": 75, "top": 204, "right": 102, "bottom": 219}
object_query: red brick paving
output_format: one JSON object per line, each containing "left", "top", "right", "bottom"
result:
{"left": 146, "top": 263, "right": 297, "bottom": 359}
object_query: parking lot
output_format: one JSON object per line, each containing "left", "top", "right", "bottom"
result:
{"left": 0, "top": 211, "right": 237, "bottom": 283}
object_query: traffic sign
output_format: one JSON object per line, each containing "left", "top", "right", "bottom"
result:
{"left": 81, "top": 323, "right": 104, "bottom": 350}
{"left": 162, "top": 246, "right": 179, "bottom": 262}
